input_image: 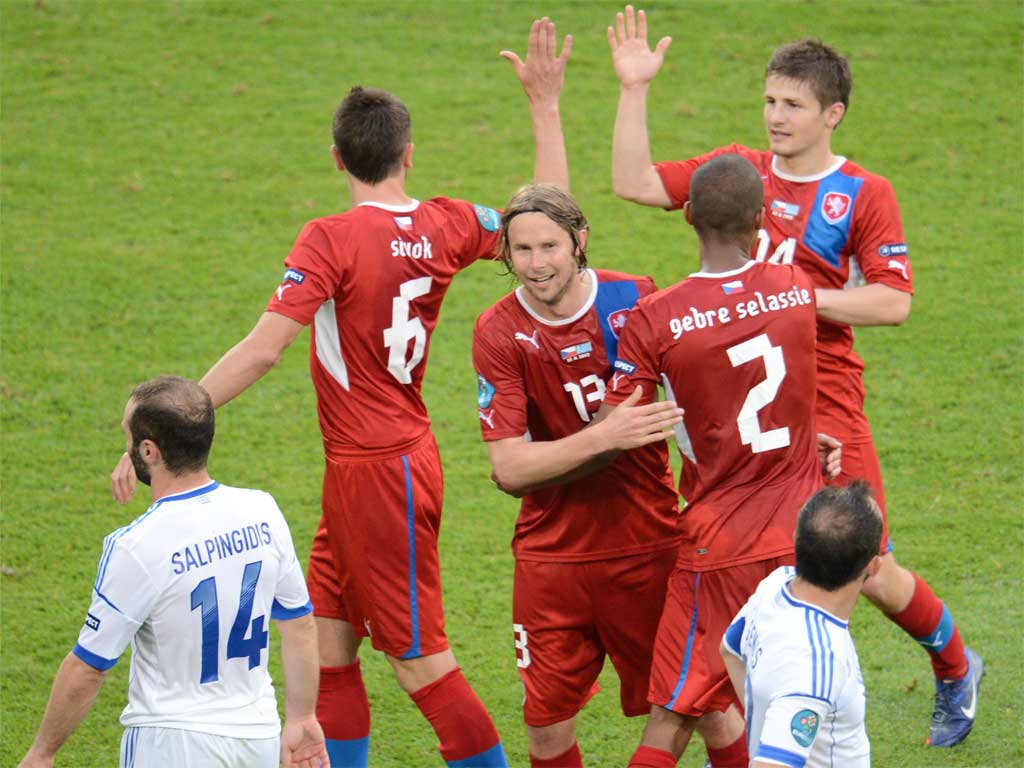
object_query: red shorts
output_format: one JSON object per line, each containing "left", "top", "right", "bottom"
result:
{"left": 825, "top": 435, "right": 891, "bottom": 554}
{"left": 306, "top": 432, "right": 448, "bottom": 659}
{"left": 649, "top": 556, "right": 792, "bottom": 717}
{"left": 512, "top": 548, "right": 676, "bottom": 727}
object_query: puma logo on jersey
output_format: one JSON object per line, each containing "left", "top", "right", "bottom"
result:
{"left": 887, "top": 259, "right": 909, "bottom": 280}
{"left": 514, "top": 331, "right": 540, "bottom": 350}
{"left": 479, "top": 409, "right": 496, "bottom": 429}
{"left": 276, "top": 283, "right": 293, "bottom": 301}
{"left": 390, "top": 236, "right": 433, "bottom": 259}
{"left": 610, "top": 373, "right": 628, "bottom": 391}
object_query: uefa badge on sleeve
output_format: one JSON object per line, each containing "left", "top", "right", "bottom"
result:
{"left": 790, "top": 710, "right": 819, "bottom": 747}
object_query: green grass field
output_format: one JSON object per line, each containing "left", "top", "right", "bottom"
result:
{"left": 3, "top": 1, "right": 1021, "bottom": 765}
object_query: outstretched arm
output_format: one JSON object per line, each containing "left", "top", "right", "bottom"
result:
{"left": 487, "top": 386, "right": 683, "bottom": 496}
{"left": 608, "top": 5, "right": 673, "bottom": 206}
{"left": 278, "top": 613, "right": 329, "bottom": 768}
{"left": 19, "top": 654, "right": 108, "bottom": 768}
{"left": 110, "top": 310, "right": 305, "bottom": 504}
{"left": 502, "top": 17, "right": 573, "bottom": 190}
{"left": 815, "top": 283, "right": 912, "bottom": 327}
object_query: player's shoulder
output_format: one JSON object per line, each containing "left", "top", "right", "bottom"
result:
{"left": 475, "top": 291, "right": 523, "bottom": 338}
{"left": 423, "top": 196, "right": 503, "bottom": 231}
{"left": 594, "top": 268, "right": 658, "bottom": 295}
{"left": 837, "top": 158, "right": 897, "bottom": 195}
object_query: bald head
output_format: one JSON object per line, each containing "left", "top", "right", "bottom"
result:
{"left": 688, "top": 154, "right": 764, "bottom": 239}
{"left": 127, "top": 376, "right": 215, "bottom": 475}
{"left": 795, "top": 481, "right": 883, "bottom": 591}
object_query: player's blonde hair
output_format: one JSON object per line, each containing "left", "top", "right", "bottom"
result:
{"left": 497, "top": 184, "right": 589, "bottom": 275}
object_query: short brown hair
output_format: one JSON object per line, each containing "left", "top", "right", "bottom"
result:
{"left": 332, "top": 86, "right": 411, "bottom": 184}
{"left": 128, "top": 376, "right": 214, "bottom": 475}
{"left": 497, "top": 184, "right": 589, "bottom": 274}
{"left": 689, "top": 154, "right": 763, "bottom": 239}
{"left": 766, "top": 39, "right": 852, "bottom": 114}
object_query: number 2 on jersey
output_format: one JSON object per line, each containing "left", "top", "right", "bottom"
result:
{"left": 727, "top": 333, "right": 791, "bottom": 454}
{"left": 189, "top": 560, "right": 269, "bottom": 684}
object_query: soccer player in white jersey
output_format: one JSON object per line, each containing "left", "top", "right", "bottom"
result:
{"left": 721, "top": 481, "right": 884, "bottom": 768}
{"left": 19, "top": 376, "right": 327, "bottom": 768}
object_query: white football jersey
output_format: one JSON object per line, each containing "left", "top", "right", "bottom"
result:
{"left": 723, "top": 567, "right": 870, "bottom": 768}
{"left": 74, "top": 481, "right": 312, "bottom": 738}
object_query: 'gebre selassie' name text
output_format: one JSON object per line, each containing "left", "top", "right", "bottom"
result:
{"left": 669, "top": 285, "right": 812, "bottom": 339}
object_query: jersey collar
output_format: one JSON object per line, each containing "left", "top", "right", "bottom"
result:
{"left": 152, "top": 481, "right": 220, "bottom": 507}
{"left": 771, "top": 155, "right": 847, "bottom": 183}
{"left": 687, "top": 260, "right": 758, "bottom": 280}
{"left": 781, "top": 581, "right": 849, "bottom": 628}
{"left": 514, "top": 268, "right": 598, "bottom": 327}
{"left": 356, "top": 199, "right": 421, "bottom": 213}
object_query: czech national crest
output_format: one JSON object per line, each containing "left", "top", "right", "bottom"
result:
{"left": 822, "top": 192, "right": 851, "bottom": 224}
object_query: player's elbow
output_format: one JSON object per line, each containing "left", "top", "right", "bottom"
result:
{"left": 889, "top": 293, "right": 912, "bottom": 325}
{"left": 490, "top": 466, "right": 528, "bottom": 498}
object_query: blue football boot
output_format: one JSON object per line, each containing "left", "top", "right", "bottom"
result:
{"left": 927, "top": 647, "right": 984, "bottom": 747}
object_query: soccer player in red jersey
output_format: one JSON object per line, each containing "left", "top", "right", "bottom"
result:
{"left": 473, "top": 183, "right": 688, "bottom": 767}
{"left": 109, "top": 18, "right": 576, "bottom": 768}
{"left": 607, "top": 4, "right": 981, "bottom": 749}
{"left": 603, "top": 154, "right": 831, "bottom": 768}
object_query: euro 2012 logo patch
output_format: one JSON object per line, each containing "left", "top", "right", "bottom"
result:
{"left": 790, "top": 710, "right": 819, "bottom": 748}
{"left": 473, "top": 204, "right": 502, "bottom": 232}
{"left": 477, "top": 374, "right": 496, "bottom": 409}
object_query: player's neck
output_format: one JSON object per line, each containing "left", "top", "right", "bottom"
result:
{"left": 789, "top": 576, "right": 859, "bottom": 622}
{"left": 148, "top": 468, "right": 213, "bottom": 503}
{"left": 698, "top": 243, "right": 750, "bottom": 274}
{"left": 773, "top": 144, "right": 841, "bottom": 178}
{"left": 346, "top": 174, "right": 414, "bottom": 207}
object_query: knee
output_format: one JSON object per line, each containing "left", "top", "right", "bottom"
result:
{"left": 316, "top": 617, "right": 361, "bottom": 667}
{"left": 860, "top": 555, "right": 915, "bottom": 613}
{"left": 388, "top": 648, "right": 457, "bottom": 693}
{"left": 526, "top": 719, "right": 576, "bottom": 759}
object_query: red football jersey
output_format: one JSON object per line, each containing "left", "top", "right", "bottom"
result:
{"left": 473, "top": 269, "right": 681, "bottom": 563}
{"left": 267, "top": 198, "right": 502, "bottom": 458}
{"left": 655, "top": 146, "right": 913, "bottom": 437}
{"left": 604, "top": 261, "right": 821, "bottom": 570}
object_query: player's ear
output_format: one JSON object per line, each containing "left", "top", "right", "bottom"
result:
{"left": 754, "top": 207, "right": 764, "bottom": 230}
{"left": 824, "top": 101, "right": 845, "bottom": 130}
{"left": 331, "top": 145, "right": 346, "bottom": 172}
{"left": 577, "top": 228, "right": 589, "bottom": 252}
{"left": 865, "top": 554, "right": 883, "bottom": 580}
{"left": 683, "top": 201, "right": 694, "bottom": 227}
{"left": 403, "top": 142, "right": 415, "bottom": 169}
{"left": 138, "top": 438, "right": 161, "bottom": 466}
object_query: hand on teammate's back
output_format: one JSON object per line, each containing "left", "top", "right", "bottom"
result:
{"left": 597, "top": 385, "right": 684, "bottom": 451}
{"left": 607, "top": 5, "right": 672, "bottom": 89}
{"left": 816, "top": 432, "right": 843, "bottom": 479}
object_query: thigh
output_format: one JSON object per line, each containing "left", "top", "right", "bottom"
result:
{"left": 827, "top": 437, "right": 890, "bottom": 553}
{"left": 122, "top": 727, "right": 278, "bottom": 768}
{"left": 306, "top": 508, "right": 354, "bottom": 626}
{"left": 323, "top": 435, "right": 448, "bottom": 659}
{"left": 513, "top": 559, "right": 602, "bottom": 728}
{"left": 648, "top": 558, "right": 791, "bottom": 717}
{"left": 592, "top": 548, "right": 677, "bottom": 717}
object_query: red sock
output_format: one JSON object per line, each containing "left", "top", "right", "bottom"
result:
{"left": 317, "top": 661, "right": 370, "bottom": 741}
{"left": 888, "top": 573, "right": 968, "bottom": 680}
{"left": 628, "top": 745, "right": 677, "bottom": 768}
{"left": 409, "top": 667, "right": 503, "bottom": 764}
{"left": 531, "top": 741, "right": 583, "bottom": 768}
{"left": 707, "top": 735, "right": 748, "bottom": 768}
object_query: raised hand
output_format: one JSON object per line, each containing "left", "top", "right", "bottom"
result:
{"left": 607, "top": 4, "right": 672, "bottom": 88}
{"left": 501, "top": 16, "right": 573, "bottom": 106}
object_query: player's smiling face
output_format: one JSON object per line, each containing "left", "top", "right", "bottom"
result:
{"left": 763, "top": 75, "right": 834, "bottom": 160}
{"left": 509, "top": 212, "right": 589, "bottom": 320}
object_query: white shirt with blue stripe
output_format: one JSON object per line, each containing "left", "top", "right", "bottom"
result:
{"left": 723, "top": 567, "right": 870, "bottom": 768}
{"left": 74, "top": 481, "right": 312, "bottom": 739}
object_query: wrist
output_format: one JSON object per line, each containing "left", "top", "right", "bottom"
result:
{"left": 619, "top": 81, "right": 652, "bottom": 95}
